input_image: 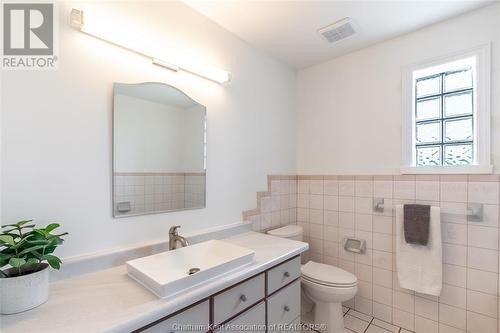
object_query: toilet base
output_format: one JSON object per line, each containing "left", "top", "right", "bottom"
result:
{"left": 314, "top": 300, "right": 344, "bottom": 333}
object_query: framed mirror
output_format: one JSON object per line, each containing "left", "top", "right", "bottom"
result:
{"left": 113, "top": 82, "right": 206, "bottom": 217}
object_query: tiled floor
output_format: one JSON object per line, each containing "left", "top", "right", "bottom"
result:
{"left": 302, "top": 307, "right": 413, "bottom": 333}
{"left": 342, "top": 307, "right": 413, "bottom": 333}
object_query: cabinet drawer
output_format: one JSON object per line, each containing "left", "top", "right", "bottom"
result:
{"left": 267, "top": 256, "right": 301, "bottom": 294}
{"left": 216, "top": 302, "right": 266, "bottom": 333}
{"left": 142, "top": 300, "right": 209, "bottom": 333}
{"left": 267, "top": 280, "right": 301, "bottom": 328}
{"left": 269, "top": 316, "right": 301, "bottom": 333}
{"left": 213, "top": 273, "right": 265, "bottom": 324}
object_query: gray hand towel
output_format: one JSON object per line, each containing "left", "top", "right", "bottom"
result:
{"left": 403, "top": 204, "right": 430, "bottom": 246}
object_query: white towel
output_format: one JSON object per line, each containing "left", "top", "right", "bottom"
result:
{"left": 395, "top": 205, "right": 442, "bottom": 296}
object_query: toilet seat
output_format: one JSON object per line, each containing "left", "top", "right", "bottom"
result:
{"left": 301, "top": 261, "right": 357, "bottom": 288}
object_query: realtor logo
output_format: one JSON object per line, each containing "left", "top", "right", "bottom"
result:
{"left": 3, "top": 3, "right": 53, "bottom": 55}
{"left": 1, "top": 2, "right": 58, "bottom": 69}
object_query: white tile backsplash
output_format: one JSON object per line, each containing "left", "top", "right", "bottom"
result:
{"left": 468, "top": 225, "right": 498, "bottom": 249}
{"left": 440, "top": 303, "right": 466, "bottom": 330}
{"left": 415, "top": 296, "right": 438, "bottom": 321}
{"left": 442, "top": 223, "right": 467, "bottom": 245}
{"left": 466, "top": 289, "right": 497, "bottom": 317}
{"left": 440, "top": 181, "right": 467, "bottom": 203}
{"left": 468, "top": 247, "right": 498, "bottom": 272}
{"left": 114, "top": 173, "right": 205, "bottom": 215}
{"left": 356, "top": 180, "right": 374, "bottom": 197}
{"left": 466, "top": 268, "right": 498, "bottom": 295}
{"left": 466, "top": 311, "right": 497, "bottom": 333}
{"left": 443, "top": 264, "right": 467, "bottom": 288}
{"left": 416, "top": 181, "right": 440, "bottom": 201}
{"left": 339, "top": 180, "right": 355, "bottom": 196}
{"left": 244, "top": 174, "right": 500, "bottom": 333}
{"left": 394, "top": 181, "right": 415, "bottom": 200}
{"left": 468, "top": 182, "right": 499, "bottom": 205}
{"left": 374, "top": 180, "right": 393, "bottom": 198}
{"left": 440, "top": 284, "right": 466, "bottom": 308}
{"left": 339, "top": 196, "right": 355, "bottom": 212}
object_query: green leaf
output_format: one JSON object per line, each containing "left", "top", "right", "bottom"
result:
{"left": 9, "top": 257, "right": 26, "bottom": 267}
{"left": 1, "top": 221, "right": 67, "bottom": 271}
{"left": 1, "top": 229, "right": 18, "bottom": 234}
{"left": 17, "top": 220, "right": 33, "bottom": 226}
{"left": 25, "top": 258, "right": 39, "bottom": 265}
{"left": 50, "top": 232, "right": 68, "bottom": 238}
{"left": 18, "top": 245, "right": 47, "bottom": 256}
{"left": 16, "top": 224, "right": 36, "bottom": 230}
{"left": 44, "top": 223, "right": 60, "bottom": 233}
{"left": 24, "top": 239, "right": 50, "bottom": 246}
{"left": 43, "top": 246, "right": 57, "bottom": 254}
{"left": 32, "top": 229, "right": 48, "bottom": 237}
{"left": 10, "top": 235, "right": 34, "bottom": 250}
{"left": 43, "top": 255, "right": 61, "bottom": 269}
{"left": 0, "top": 235, "right": 15, "bottom": 246}
{"left": 1, "top": 220, "right": 33, "bottom": 228}
{"left": 31, "top": 250, "right": 43, "bottom": 260}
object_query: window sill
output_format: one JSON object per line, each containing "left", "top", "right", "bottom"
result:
{"left": 400, "top": 165, "right": 493, "bottom": 175}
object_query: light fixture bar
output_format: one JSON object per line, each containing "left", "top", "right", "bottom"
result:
{"left": 152, "top": 58, "right": 179, "bottom": 72}
{"left": 70, "top": 8, "right": 230, "bottom": 84}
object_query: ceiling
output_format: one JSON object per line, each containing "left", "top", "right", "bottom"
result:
{"left": 115, "top": 83, "right": 200, "bottom": 109}
{"left": 184, "top": 0, "right": 495, "bottom": 69}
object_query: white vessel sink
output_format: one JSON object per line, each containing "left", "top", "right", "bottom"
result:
{"left": 126, "top": 239, "right": 255, "bottom": 298}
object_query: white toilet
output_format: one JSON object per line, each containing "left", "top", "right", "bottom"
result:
{"left": 267, "top": 225, "right": 358, "bottom": 333}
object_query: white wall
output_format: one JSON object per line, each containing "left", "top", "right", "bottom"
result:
{"left": 180, "top": 104, "right": 206, "bottom": 172}
{"left": 1, "top": 1, "right": 296, "bottom": 258}
{"left": 296, "top": 4, "right": 500, "bottom": 175}
{"left": 114, "top": 94, "right": 185, "bottom": 172}
{"left": 114, "top": 94, "right": 205, "bottom": 172}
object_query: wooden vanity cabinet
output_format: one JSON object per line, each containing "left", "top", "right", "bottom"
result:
{"left": 134, "top": 255, "right": 301, "bottom": 333}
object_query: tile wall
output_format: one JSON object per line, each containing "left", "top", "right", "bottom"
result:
{"left": 185, "top": 173, "right": 206, "bottom": 208}
{"left": 114, "top": 172, "right": 205, "bottom": 215}
{"left": 243, "top": 174, "right": 500, "bottom": 333}
{"left": 242, "top": 175, "right": 298, "bottom": 231}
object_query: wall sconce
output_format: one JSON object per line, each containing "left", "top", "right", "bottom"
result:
{"left": 70, "top": 9, "right": 231, "bottom": 84}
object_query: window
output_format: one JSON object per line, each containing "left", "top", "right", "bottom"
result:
{"left": 401, "top": 45, "right": 491, "bottom": 174}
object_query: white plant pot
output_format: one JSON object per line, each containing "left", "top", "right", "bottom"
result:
{"left": 0, "top": 263, "right": 49, "bottom": 314}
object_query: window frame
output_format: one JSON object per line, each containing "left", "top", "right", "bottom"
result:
{"left": 401, "top": 44, "right": 492, "bottom": 174}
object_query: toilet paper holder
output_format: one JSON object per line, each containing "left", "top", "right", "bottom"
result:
{"left": 373, "top": 198, "right": 384, "bottom": 212}
{"left": 343, "top": 237, "right": 366, "bottom": 254}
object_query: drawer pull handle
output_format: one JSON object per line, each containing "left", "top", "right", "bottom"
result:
{"left": 284, "top": 271, "right": 290, "bottom": 278}
{"left": 240, "top": 294, "right": 247, "bottom": 302}
{"left": 284, "top": 305, "right": 290, "bottom": 312}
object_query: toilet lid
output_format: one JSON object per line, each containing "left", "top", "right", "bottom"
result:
{"left": 301, "top": 261, "right": 357, "bottom": 287}
{"left": 267, "top": 225, "right": 302, "bottom": 238}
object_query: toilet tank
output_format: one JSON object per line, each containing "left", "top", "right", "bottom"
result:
{"left": 267, "top": 225, "right": 303, "bottom": 241}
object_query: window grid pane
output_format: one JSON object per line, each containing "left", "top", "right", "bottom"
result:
{"left": 415, "top": 69, "right": 474, "bottom": 166}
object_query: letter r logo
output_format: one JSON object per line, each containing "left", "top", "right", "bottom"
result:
{"left": 3, "top": 3, "right": 53, "bottom": 55}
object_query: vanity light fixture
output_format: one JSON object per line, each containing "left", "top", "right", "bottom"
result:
{"left": 70, "top": 9, "right": 230, "bottom": 84}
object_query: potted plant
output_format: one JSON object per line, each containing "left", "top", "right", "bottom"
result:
{"left": 0, "top": 220, "right": 67, "bottom": 314}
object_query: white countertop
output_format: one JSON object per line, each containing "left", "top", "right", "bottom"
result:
{"left": 0, "top": 232, "right": 308, "bottom": 333}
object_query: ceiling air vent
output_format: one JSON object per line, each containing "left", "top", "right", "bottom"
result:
{"left": 318, "top": 18, "right": 356, "bottom": 43}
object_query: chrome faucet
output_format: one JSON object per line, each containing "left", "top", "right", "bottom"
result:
{"left": 169, "top": 226, "right": 189, "bottom": 250}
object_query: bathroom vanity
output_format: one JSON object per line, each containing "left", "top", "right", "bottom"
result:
{"left": 139, "top": 255, "right": 301, "bottom": 333}
{"left": 0, "top": 231, "right": 308, "bottom": 333}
